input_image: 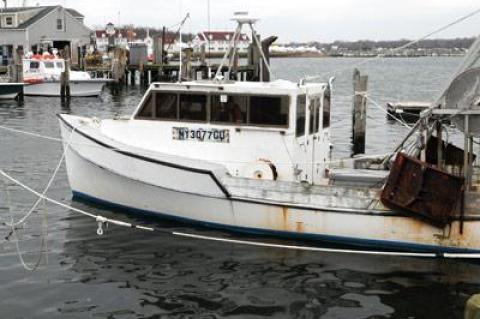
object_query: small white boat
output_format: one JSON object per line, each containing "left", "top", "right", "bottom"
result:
{"left": 0, "top": 82, "right": 23, "bottom": 99}
{"left": 58, "top": 15, "right": 480, "bottom": 253}
{"left": 23, "top": 58, "right": 110, "bottom": 97}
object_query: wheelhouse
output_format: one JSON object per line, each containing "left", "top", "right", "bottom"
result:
{"left": 125, "top": 80, "right": 332, "bottom": 183}
{"left": 134, "top": 86, "right": 290, "bottom": 129}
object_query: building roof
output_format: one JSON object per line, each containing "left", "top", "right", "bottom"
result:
{"left": 65, "top": 8, "right": 84, "bottom": 18}
{"left": 0, "top": 6, "right": 85, "bottom": 29}
{"left": 197, "top": 31, "right": 249, "bottom": 42}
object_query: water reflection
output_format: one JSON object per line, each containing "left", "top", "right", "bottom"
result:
{"left": 58, "top": 202, "right": 480, "bottom": 318}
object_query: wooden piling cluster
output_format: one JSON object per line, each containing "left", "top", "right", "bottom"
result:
{"left": 120, "top": 31, "right": 276, "bottom": 88}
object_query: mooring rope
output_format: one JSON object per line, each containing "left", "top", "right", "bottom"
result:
{"left": 0, "top": 170, "right": 155, "bottom": 233}
{"left": 5, "top": 128, "right": 75, "bottom": 229}
{"left": 363, "top": 94, "right": 412, "bottom": 129}
{"left": 3, "top": 167, "right": 480, "bottom": 260}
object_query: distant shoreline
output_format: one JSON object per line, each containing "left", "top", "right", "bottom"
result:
{"left": 201, "top": 52, "right": 465, "bottom": 59}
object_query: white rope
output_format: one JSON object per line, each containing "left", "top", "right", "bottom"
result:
{"left": 172, "top": 231, "right": 480, "bottom": 259}
{"left": 364, "top": 94, "right": 412, "bottom": 129}
{"left": 1, "top": 176, "right": 48, "bottom": 271}
{"left": 0, "top": 169, "right": 155, "bottom": 232}
{"left": 3, "top": 163, "right": 480, "bottom": 259}
{"left": 302, "top": 7, "right": 480, "bottom": 82}
{"left": 5, "top": 128, "right": 75, "bottom": 228}
{"left": 0, "top": 124, "right": 62, "bottom": 142}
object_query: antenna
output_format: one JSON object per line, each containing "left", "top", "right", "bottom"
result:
{"left": 207, "top": 0, "right": 210, "bottom": 67}
{"left": 177, "top": 12, "right": 190, "bottom": 82}
{"left": 214, "top": 12, "right": 271, "bottom": 81}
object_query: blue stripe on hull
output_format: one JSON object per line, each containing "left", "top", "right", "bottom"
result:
{"left": 71, "top": 190, "right": 480, "bottom": 254}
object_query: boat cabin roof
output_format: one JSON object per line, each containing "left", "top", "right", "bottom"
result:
{"left": 147, "top": 79, "right": 327, "bottom": 95}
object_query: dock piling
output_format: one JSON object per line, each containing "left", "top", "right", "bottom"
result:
{"left": 60, "top": 45, "right": 71, "bottom": 100}
{"left": 352, "top": 68, "right": 368, "bottom": 156}
{"left": 13, "top": 47, "right": 24, "bottom": 101}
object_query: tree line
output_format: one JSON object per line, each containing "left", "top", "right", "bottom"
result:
{"left": 288, "top": 38, "right": 475, "bottom": 50}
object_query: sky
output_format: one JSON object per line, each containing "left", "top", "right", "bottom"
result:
{"left": 6, "top": 0, "right": 480, "bottom": 43}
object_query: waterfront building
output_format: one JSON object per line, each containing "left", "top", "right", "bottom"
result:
{"left": 193, "top": 31, "right": 250, "bottom": 54}
{"left": 0, "top": 5, "right": 91, "bottom": 65}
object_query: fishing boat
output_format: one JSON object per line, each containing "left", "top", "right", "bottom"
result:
{"left": 23, "top": 56, "right": 110, "bottom": 97}
{"left": 58, "top": 14, "right": 480, "bottom": 253}
{"left": 0, "top": 82, "right": 24, "bottom": 99}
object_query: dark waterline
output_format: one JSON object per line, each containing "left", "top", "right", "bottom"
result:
{"left": 1, "top": 57, "right": 479, "bottom": 318}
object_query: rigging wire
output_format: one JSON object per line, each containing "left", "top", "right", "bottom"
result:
{"left": 302, "top": 7, "right": 480, "bottom": 82}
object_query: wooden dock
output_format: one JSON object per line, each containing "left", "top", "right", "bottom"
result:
{"left": 386, "top": 102, "right": 430, "bottom": 122}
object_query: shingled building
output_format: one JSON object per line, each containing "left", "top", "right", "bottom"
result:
{"left": 0, "top": 5, "right": 91, "bottom": 65}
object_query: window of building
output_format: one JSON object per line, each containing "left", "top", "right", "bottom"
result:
{"left": 43, "top": 61, "right": 55, "bottom": 69}
{"left": 249, "top": 96, "right": 289, "bottom": 127}
{"left": 211, "top": 94, "right": 247, "bottom": 124}
{"left": 296, "top": 95, "right": 306, "bottom": 137}
{"left": 156, "top": 93, "right": 178, "bottom": 120}
{"left": 323, "top": 90, "right": 331, "bottom": 128}
{"left": 137, "top": 94, "right": 153, "bottom": 118}
{"left": 5, "top": 17, "right": 13, "bottom": 26}
{"left": 57, "top": 19, "right": 63, "bottom": 30}
{"left": 179, "top": 94, "right": 207, "bottom": 122}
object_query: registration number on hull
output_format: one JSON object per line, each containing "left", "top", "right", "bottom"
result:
{"left": 173, "top": 127, "right": 230, "bottom": 143}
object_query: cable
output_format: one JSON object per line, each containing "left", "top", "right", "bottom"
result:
{"left": 302, "top": 7, "right": 480, "bottom": 82}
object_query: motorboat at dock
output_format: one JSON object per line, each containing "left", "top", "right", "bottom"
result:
{"left": 58, "top": 13, "right": 480, "bottom": 253}
{"left": 23, "top": 56, "right": 110, "bottom": 97}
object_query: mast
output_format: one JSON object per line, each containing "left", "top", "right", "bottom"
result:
{"left": 214, "top": 12, "right": 271, "bottom": 81}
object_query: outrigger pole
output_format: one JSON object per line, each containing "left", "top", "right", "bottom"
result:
{"left": 383, "top": 33, "right": 480, "bottom": 169}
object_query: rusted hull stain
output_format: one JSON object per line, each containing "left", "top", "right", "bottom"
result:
{"left": 233, "top": 202, "right": 479, "bottom": 250}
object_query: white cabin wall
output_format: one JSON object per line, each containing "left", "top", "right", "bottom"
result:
{"left": 101, "top": 119, "right": 298, "bottom": 182}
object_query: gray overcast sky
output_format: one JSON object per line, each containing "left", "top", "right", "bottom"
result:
{"left": 9, "top": 0, "right": 480, "bottom": 42}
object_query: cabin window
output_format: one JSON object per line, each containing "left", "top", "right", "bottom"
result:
{"left": 249, "top": 96, "right": 288, "bottom": 127}
{"left": 29, "top": 61, "right": 40, "bottom": 69}
{"left": 57, "top": 19, "right": 63, "bottom": 30}
{"left": 211, "top": 94, "right": 247, "bottom": 124}
{"left": 5, "top": 17, "right": 13, "bottom": 26}
{"left": 179, "top": 94, "right": 207, "bottom": 122}
{"left": 137, "top": 94, "right": 153, "bottom": 118}
{"left": 56, "top": 61, "right": 64, "bottom": 69}
{"left": 44, "top": 62, "right": 55, "bottom": 69}
{"left": 156, "top": 93, "right": 178, "bottom": 120}
{"left": 323, "top": 90, "right": 331, "bottom": 128}
{"left": 309, "top": 97, "right": 320, "bottom": 134}
{"left": 296, "top": 95, "right": 306, "bottom": 137}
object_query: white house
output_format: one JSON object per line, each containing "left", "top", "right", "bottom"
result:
{"left": 94, "top": 23, "right": 137, "bottom": 52}
{"left": 194, "top": 31, "right": 250, "bottom": 54}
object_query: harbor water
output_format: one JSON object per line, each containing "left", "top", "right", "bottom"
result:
{"left": 1, "top": 57, "right": 479, "bottom": 318}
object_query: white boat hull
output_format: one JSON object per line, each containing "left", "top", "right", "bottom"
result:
{"left": 24, "top": 80, "right": 108, "bottom": 97}
{"left": 0, "top": 83, "right": 23, "bottom": 99}
{"left": 59, "top": 114, "right": 480, "bottom": 253}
